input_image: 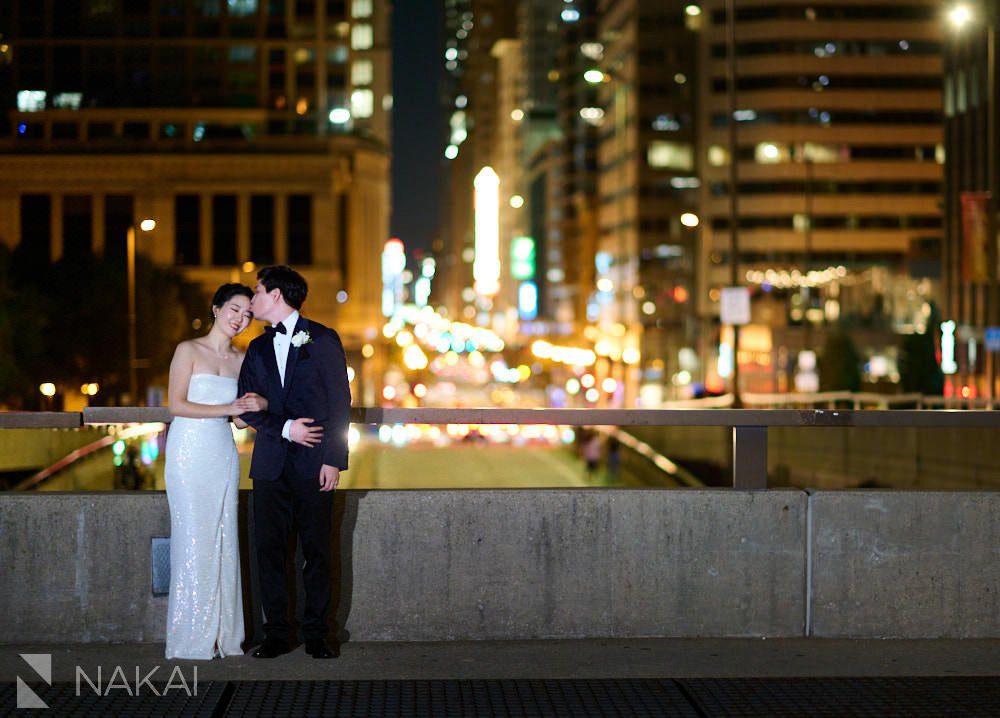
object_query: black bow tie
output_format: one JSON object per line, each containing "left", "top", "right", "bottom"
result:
{"left": 267, "top": 324, "right": 287, "bottom": 336}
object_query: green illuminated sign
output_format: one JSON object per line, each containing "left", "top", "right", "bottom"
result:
{"left": 511, "top": 236, "right": 535, "bottom": 280}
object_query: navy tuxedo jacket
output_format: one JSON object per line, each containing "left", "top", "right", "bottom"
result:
{"left": 238, "top": 316, "right": 352, "bottom": 481}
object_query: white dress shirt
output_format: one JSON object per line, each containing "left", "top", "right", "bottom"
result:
{"left": 272, "top": 311, "right": 299, "bottom": 442}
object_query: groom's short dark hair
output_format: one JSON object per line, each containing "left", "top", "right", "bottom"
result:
{"left": 258, "top": 265, "right": 308, "bottom": 309}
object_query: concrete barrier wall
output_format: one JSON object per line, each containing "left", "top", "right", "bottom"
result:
{"left": 809, "top": 491, "right": 1000, "bottom": 638}
{"left": 0, "top": 490, "right": 996, "bottom": 643}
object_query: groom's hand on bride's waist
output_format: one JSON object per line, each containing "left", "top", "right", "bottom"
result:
{"left": 288, "top": 417, "right": 324, "bottom": 447}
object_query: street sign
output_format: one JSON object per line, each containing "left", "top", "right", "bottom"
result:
{"left": 985, "top": 326, "right": 1000, "bottom": 352}
{"left": 720, "top": 287, "right": 751, "bottom": 326}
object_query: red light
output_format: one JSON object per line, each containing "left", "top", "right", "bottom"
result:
{"left": 673, "top": 286, "right": 689, "bottom": 303}
{"left": 944, "top": 380, "right": 954, "bottom": 398}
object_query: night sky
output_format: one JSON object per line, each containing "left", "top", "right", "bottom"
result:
{"left": 390, "top": 2, "right": 443, "bottom": 253}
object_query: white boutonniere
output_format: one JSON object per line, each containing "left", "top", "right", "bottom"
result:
{"left": 290, "top": 330, "right": 312, "bottom": 348}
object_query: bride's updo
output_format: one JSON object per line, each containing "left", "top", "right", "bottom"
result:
{"left": 211, "top": 283, "right": 253, "bottom": 319}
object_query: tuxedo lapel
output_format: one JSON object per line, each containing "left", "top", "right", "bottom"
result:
{"left": 281, "top": 315, "right": 309, "bottom": 399}
{"left": 259, "top": 329, "right": 281, "bottom": 391}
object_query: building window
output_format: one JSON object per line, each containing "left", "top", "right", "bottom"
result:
{"left": 62, "top": 195, "right": 93, "bottom": 261}
{"left": 351, "top": 23, "right": 373, "bottom": 50}
{"left": 647, "top": 141, "right": 694, "bottom": 171}
{"left": 104, "top": 195, "right": 134, "bottom": 262}
{"left": 755, "top": 142, "right": 789, "bottom": 164}
{"left": 351, "top": 59, "right": 373, "bottom": 86}
{"left": 212, "top": 195, "right": 238, "bottom": 266}
{"left": 250, "top": 195, "right": 276, "bottom": 264}
{"left": 228, "top": 0, "right": 258, "bottom": 16}
{"left": 351, "top": 0, "right": 372, "bottom": 17}
{"left": 175, "top": 195, "right": 201, "bottom": 266}
{"left": 350, "top": 88, "right": 374, "bottom": 117}
{"left": 288, "top": 194, "right": 313, "bottom": 264}
{"left": 19, "top": 194, "right": 51, "bottom": 266}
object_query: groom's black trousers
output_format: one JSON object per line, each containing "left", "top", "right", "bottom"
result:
{"left": 253, "top": 466, "right": 335, "bottom": 643}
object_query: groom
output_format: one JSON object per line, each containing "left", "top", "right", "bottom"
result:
{"left": 238, "top": 265, "right": 351, "bottom": 659}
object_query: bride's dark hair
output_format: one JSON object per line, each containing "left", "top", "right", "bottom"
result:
{"left": 211, "top": 283, "right": 253, "bottom": 317}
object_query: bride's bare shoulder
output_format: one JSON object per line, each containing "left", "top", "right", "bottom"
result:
{"left": 174, "top": 338, "right": 203, "bottom": 357}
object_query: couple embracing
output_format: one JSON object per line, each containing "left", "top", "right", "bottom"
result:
{"left": 163, "top": 265, "right": 351, "bottom": 661}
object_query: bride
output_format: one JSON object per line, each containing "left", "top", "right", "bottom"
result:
{"left": 164, "top": 283, "right": 264, "bottom": 660}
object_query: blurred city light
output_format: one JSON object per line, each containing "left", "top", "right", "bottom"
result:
{"left": 39, "top": 383, "right": 56, "bottom": 397}
{"left": 473, "top": 166, "right": 501, "bottom": 296}
{"left": 329, "top": 107, "right": 351, "bottom": 124}
{"left": 948, "top": 4, "right": 972, "bottom": 28}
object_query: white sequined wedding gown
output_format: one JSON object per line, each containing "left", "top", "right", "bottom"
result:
{"left": 164, "top": 373, "right": 244, "bottom": 660}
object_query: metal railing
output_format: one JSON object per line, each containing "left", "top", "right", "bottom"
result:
{"left": 3, "top": 406, "right": 1000, "bottom": 489}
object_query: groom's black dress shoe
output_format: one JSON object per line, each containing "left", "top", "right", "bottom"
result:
{"left": 252, "top": 640, "right": 291, "bottom": 658}
{"left": 305, "top": 639, "right": 339, "bottom": 659}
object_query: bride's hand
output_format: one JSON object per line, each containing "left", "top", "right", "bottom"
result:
{"left": 233, "top": 392, "right": 268, "bottom": 413}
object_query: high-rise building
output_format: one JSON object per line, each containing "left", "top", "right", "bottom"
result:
{"left": 595, "top": 0, "right": 699, "bottom": 404}
{"left": 554, "top": 0, "right": 600, "bottom": 331}
{"left": 698, "top": 0, "right": 943, "bottom": 392}
{"left": 0, "top": 1, "right": 391, "bottom": 389}
{"left": 942, "top": 0, "right": 999, "bottom": 398}
{"left": 439, "top": 0, "right": 516, "bottom": 321}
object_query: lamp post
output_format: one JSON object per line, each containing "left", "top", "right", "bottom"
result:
{"left": 949, "top": 3, "right": 997, "bottom": 399}
{"left": 725, "top": 0, "right": 742, "bottom": 406}
{"left": 127, "top": 219, "right": 156, "bottom": 404}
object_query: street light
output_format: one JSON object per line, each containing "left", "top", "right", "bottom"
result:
{"left": 127, "top": 219, "right": 156, "bottom": 404}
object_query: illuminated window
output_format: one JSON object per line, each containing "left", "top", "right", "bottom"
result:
{"left": 755, "top": 142, "right": 789, "bottom": 164}
{"left": 228, "top": 0, "right": 257, "bottom": 16}
{"left": 579, "top": 107, "right": 604, "bottom": 126}
{"left": 350, "top": 88, "right": 374, "bottom": 117}
{"left": 52, "top": 93, "right": 82, "bottom": 110}
{"left": 16, "top": 91, "right": 46, "bottom": 112}
{"left": 351, "top": 59, "right": 373, "bottom": 86}
{"left": 351, "top": 0, "right": 372, "bottom": 18}
{"left": 351, "top": 24, "right": 373, "bottom": 50}
{"left": 800, "top": 142, "right": 837, "bottom": 163}
{"left": 327, "top": 45, "right": 349, "bottom": 64}
{"left": 708, "top": 145, "right": 729, "bottom": 167}
{"left": 647, "top": 141, "right": 693, "bottom": 171}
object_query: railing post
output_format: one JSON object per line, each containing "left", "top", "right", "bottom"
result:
{"left": 732, "top": 426, "right": 768, "bottom": 488}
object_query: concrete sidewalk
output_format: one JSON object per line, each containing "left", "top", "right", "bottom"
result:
{"left": 2, "top": 638, "right": 998, "bottom": 682}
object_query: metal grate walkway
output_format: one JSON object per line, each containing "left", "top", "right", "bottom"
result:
{"left": 3, "top": 677, "right": 998, "bottom": 717}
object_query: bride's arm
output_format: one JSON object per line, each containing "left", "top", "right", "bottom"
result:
{"left": 232, "top": 393, "right": 266, "bottom": 429}
{"left": 167, "top": 342, "right": 239, "bottom": 419}
{"left": 231, "top": 353, "right": 266, "bottom": 430}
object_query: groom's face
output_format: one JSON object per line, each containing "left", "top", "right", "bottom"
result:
{"left": 251, "top": 282, "right": 281, "bottom": 322}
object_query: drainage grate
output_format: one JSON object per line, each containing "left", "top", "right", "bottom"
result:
{"left": 223, "top": 679, "right": 699, "bottom": 717}
{"left": 677, "top": 677, "right": 1000, "bottom": 717}
{"left": 151, "top": 537, "right": 171, "bottom": 597}
{"left": 3, "top": 677, "right": 997, "bottom": 717}
{"left": 0, "top": 681, "right": 229, "bottom": 717}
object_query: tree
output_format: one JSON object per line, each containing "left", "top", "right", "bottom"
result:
{"left": 2, "top": 250, "right": 207, "bottom": 406}
{"left": 0, "top": 246, "right": 48, "bottom": 407}
{"left": 899, "top": 304, "right": 944, "bottom": 395}
{"left": 819, "top": 329, "right": 862, "bottom": 392}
